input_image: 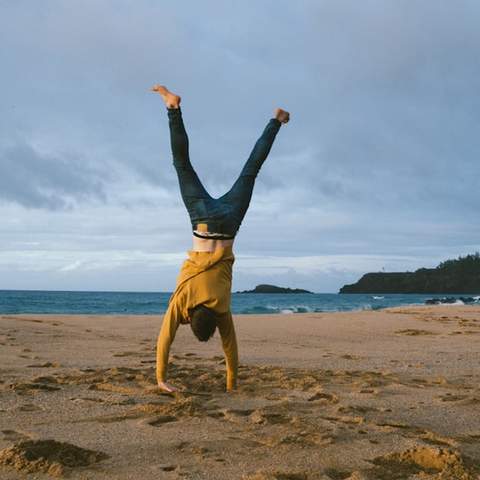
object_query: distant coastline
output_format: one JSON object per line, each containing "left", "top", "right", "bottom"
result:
{"left": 340, "top": 253, "right": 480, "bottom": 294}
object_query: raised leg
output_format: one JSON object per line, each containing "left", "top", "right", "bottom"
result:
{"left": 221, "top": 111, "right": 287, "bottom": 227}
{"left": 151, "top": 85, "right": 211, "bottom": 219}
{"left": 167, "top": 107, "right": 210, "bottom": 206}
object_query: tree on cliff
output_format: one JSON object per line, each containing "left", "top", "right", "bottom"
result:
{"left": 437, "top": 252, "right": 480, "bottom": 274}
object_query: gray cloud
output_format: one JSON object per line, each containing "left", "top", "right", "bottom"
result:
{"left": 0, "top": 142, "right": 108, "bottom": 209}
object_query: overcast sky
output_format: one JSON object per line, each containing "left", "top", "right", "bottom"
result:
{"left": 1, "top": 0, "right": 479, "bottom": 293}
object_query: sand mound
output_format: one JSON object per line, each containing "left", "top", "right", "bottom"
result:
{"left": 0, "top": 439, "right": 108, "bottom": 477}
{"left": 369, "top": 445, "right": 477, "bottom": 479}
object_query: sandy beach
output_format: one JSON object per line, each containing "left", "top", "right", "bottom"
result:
{"left": 1, "top": 306, "right": 480, "bottom": 479}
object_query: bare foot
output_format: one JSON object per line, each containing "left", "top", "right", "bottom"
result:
{"left": 150, "top": 84, "right": 181, "bottom": 109}
{"left": 274, "top": 108, "right": 290, "bottom": 124}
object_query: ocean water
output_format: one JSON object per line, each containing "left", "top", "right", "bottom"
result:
{"left": 0, "top": 290, "right": 478, "bottom": 315}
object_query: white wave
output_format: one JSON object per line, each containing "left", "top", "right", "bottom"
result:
{"left": 372, "top": 296, "right": 384, "bottom": 300}
{"left": 439, "top": 299, "right": 465, "bottom": 306}
{"left": 266, "top": 304, "right": 313, "bottom": 314}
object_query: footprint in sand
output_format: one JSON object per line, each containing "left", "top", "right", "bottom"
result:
{"left": 249, "top": 409, "right": 290, "bottom": 425}
{"left": 358, "top": 388, "right": 379, "bottom": 395}
{"left": 220, "top": 409, "right": 255, "bottom": 423}
{"left": 374, "top": 420, "right": 412, "bottom": 431}
{"left": 337, "top": 404, "right": 377, "bottom": 415}
{"left": 340, "top": 354, "right": 363, "bottom": 360}
{"left": 141, "top": 415, "right": 178, "bottom": 427}
{"left": 243, "top": 470, "right": 310, "bottom": 479}
{"left": 395, "top": 329, "right": 437, "bottom": 336}
{"left": 324, "top": 467, "right": 352, "bottom": 479}
{"left": 152, "top": 463, "right": 177, "bottom": 472}
{"left": 171, "top": 353, "right": 198, "bottom": 359}
{"left": 437, "top": 393, "right": 469, "bottom": 402}
{"left": 1, "top": 430, "right": 31, "bottom": 442}
{"left": 26, "top": 361, "right": 61, "bottom": 368}
{"left": 31, "top": 375, "right": 58, "bottom": 384}
{"left": 416, "top": 430, "right": 458, "bottom": 447}
{"left": 69, "top": 396, "right": 107, "bottom": 405}
{"left": 307, "top": 391, "right": 339, "bottom": 404}
{"left": 263, "top": 430, "right": 335, "bottom": 449}
{"left": 16, "top": 403, "right": 43, "bottom": 412}
{"left": 322, "top": 414, "right": 365, "bottom": 426}
{"left": 9, "top": 382, "right": 61, "bottom": 394}
{"left": 88, "top": 382, "right": 141, "bottom": 395}
{"left": 112, "top": 351, "right": 148, "bottom": 358}
{"left": 455, "top": 433, "right": 480, "bottom": 444}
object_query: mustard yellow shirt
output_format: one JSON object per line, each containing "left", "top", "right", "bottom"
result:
{"left": 156, "top": 246, "right": 238, "bottom": 391}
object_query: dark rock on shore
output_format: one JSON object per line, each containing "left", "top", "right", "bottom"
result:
{"left": 425, "top": 297, "right": 457, "bottom": 305}
{"left": 237, "top": 284, "right": 313, "bottom": 294}
{"left": 425, "top": 296, "right": 478, "bottom": 305}
{"left": 459, "top": 296, "right": 477, "bottom": 303}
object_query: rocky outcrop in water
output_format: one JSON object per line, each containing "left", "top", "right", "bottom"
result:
{"left": 237, "top": 284, "right": 313, "bottom": 294}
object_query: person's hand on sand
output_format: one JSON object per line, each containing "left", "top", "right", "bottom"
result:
{"left": 157, "top": 381, "right": 178, "bottom": 393}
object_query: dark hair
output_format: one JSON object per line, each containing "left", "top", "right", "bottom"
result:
{"left": 189, "top": 305, "right": 217, "bottom": 342}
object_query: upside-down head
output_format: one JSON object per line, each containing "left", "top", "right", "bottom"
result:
{"left": 189, "top": 304, "right": 217, "bottom": 342}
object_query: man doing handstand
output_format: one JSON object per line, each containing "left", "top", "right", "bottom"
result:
{"left": 151, "top": 85, "right": 290, "bottom": 392}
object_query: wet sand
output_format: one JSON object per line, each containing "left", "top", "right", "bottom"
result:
{"left": 1, "top": 306, "right": 480, "bottom": 479}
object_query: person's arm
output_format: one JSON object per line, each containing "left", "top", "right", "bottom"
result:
{"left": 156, "top": 300, "right": 182, "bottom": 391}
{"left": 217, "top": 311, "right": 239, "bottom": 392}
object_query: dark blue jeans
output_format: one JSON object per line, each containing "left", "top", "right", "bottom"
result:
{"left": 167, "top": 107, "right": 281, "bottom": 238}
